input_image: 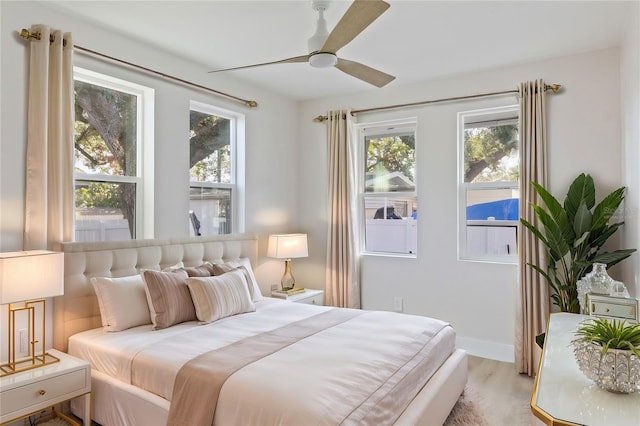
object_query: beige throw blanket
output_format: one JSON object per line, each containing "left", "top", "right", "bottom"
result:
{"left": 167, "top": 309, "right": 363, "bottom": 426}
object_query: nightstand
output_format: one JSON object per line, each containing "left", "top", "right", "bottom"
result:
{"left": 0, "top": 349, "right": 91, "bottom": 426}
{"left": 273, "top": 289, "right": 324, "bottom": 305}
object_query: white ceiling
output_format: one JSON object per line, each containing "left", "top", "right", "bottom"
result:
{"left": 41, "top": 0, "right": 633, "bottom": 101}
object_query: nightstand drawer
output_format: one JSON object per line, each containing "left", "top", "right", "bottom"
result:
{"left": 296, "top": 293, "right": 324, "bottom": 305}
{"left": 1, "top": 368, "right": 87, "bottom": 417}
{"left": 587, "top": 294, "right": 639, "bottom": 321}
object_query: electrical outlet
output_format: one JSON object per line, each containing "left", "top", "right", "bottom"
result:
{"left": 271, "top": 284, "right": 279, "bottom": 291}
{"left": 19, "top": 329, "right": 28, "bottom": 355}
{"left": 394, "top": 296, "right": 403, "bottom": 312}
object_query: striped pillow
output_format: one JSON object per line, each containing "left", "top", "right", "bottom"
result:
{"left": 186, "top": 269, "right": 255, "bottom": 324}
{"left": 142, "top": 269, "right": 196, "bottom": 329}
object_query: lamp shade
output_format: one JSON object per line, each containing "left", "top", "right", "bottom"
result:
{"left": 267, "top": 234, "right": 309, "bottom": 259}
{"left": 0, "top": 250, "right": 64, "bottom": 304}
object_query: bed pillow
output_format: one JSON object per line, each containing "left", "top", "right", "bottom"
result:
{"left": 211, "top": 258, "right": 263, "bottom": 302}
{"left": 141, "top": 269, "right": 197, "bottom": 329}
{"left": 186, "top": 269, "right": 255, "bottom": 323}
{"left": 91, "top": 275, "right": 152, "bottom": 332}
{"left": 183, "top": 262, "right": 215, "bottom": 277}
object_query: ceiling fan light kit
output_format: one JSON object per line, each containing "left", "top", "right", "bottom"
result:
{"left": 208, "top": 0, "right": 395, "bottom": 88}
{"left": 309, "top": 52, "right": 337, "bottom": 68}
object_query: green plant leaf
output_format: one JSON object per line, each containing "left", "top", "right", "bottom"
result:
{"left": 590, "top": 249, "right": 636, "bottom": 267}
{"left": 532, "top": 205, "right": 570, "bottom": 261}
{"left": 572, "top": 201, "right": 592, "bottom": 237}
{"left": 531, "top": 181, "right": 574, "bottom": 242}
{"left": 591, "top": 186, "right": 625, "bottom": 230}
{"left": 564, "top": 174, "right": 595, "bottom": 223}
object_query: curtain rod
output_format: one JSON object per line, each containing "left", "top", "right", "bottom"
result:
{"left": 19, "top": 29, "right": 258, "bottom": 109}
{"left": 312, "top": 84, "right": 562, "bottom": 123}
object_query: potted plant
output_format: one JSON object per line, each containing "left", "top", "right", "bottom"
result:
{"left": 520, "top": 173, "right": 636, "bottom": 313}
{"left": 572, "top": 317, "right": 640, "bottom": 393}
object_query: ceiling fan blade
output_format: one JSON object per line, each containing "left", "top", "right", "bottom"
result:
{"left": 321, "top": 0, "right": 390, "bottom": 54}
{"left": 335, "top": 58, "right": 395, "bottom": 88}
{"left": 208, "top": 55, "right": 309, "bottom": 73}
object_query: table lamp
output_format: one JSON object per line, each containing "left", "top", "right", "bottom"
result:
{"left": 0, "top": 250, "right": 64, "bottom": 376}
{"left": 267, "top": 234, "right": 308, "bottom": 289}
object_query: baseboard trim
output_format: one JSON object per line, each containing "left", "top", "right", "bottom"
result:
{"left": 456, "top": 336, "right": 514, "bottom": 363}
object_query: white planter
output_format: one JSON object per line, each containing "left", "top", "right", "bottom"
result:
{"left": 573, "top": 341, "right": 640, "bottom": 394}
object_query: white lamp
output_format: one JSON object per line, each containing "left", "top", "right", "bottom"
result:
{"left": 0, "top": 250, "right": 64, "bottom": 376}
{"left": 267, "top": 234, "right": 309, "bottom": 290}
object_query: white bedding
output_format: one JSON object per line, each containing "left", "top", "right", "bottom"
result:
{"left": 69, "top": 298, "right": 456, "bottom": 425}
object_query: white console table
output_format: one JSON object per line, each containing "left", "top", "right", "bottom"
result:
{"left": 531, "top": 313, "right": 640, "bottom": 425}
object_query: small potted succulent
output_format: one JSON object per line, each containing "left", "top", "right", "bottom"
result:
{"left": 572, "top": 317, "right": 640, "bottom": 393}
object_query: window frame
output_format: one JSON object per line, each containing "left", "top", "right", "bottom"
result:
{"left": 457, "top": 105, "right": 519, "bottom": 263}
{"left": 356, "top": 118, "right": 418, "bottom": 257}
{"left": 73, "top": 67, "right": 155, "bottom": 240}
{"left": 188, "top": 100, "right": 243, "bottom": 234}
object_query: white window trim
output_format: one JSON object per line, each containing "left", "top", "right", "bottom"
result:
{"left": 457, "top": 105, "right": 519, "bottom": 264}
{"left": 189, "top": 100, "right": 244, "bottom": 233}
{"left": 355, "top": 117, "right": 418, "bottom": 258}
{"left": 73, "top": 67, "right": 155, "bottom": 239}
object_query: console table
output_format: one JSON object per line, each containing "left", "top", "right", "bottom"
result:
{"left": 531, "top": 313, "right": 640, "bottom": 425}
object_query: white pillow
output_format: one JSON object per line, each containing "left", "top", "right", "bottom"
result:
{"left": 186, "top": 269, "right": 255, "bottom": 323}
{"left": 91, "top": 275, "right": 151, "bottom": 332}
{"left": 211, "top": 258, "right": 263, "bottom": 302}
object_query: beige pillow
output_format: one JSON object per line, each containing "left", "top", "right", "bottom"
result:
{"left": 91, "top": 275, "right": 151, "bottom": 332}
{"left": 141, "top": 269, "right": 197, "bottom": 329}
{"left": 211, "top": 258, "right": 263, "bottom": 302}
{"left": 183, "top": 262, "right": 214, "bottom": 277}
{"left": 186, "top": 269, "right": 256, "bottom": 323}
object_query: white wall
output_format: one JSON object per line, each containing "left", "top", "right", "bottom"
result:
{"left": 621, "top": 2, "right": 640, "bottom": 299}
{"left": 298, "top": 48, "right": 625, "bottom": 361}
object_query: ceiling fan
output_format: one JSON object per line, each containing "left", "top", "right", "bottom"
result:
{"left": 208, "top": 0, "right": 395, "bottom": 88}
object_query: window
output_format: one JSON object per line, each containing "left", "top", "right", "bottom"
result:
{"left": 358, "top": 120, "right": 417, "bottom": 255}
{"left": 73, "top": 68, "right": 154, "bottom": 242}
{"left": 189, "top": 101, "right": 239, "bottom": 235}
{"left": 458, "top": 105, "right": 519, "bottom": 262}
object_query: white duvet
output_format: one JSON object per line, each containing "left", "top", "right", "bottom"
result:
{"left": 69, "top": 299, "right": 455, "bottom": 425}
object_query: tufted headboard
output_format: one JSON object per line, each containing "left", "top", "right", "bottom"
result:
{"left": 52, "top": 233, "right": 258, "bottom": 353}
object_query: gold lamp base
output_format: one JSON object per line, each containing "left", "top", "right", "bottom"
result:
{"left": 1, "top": 299, "right": 59, "bottom": 377}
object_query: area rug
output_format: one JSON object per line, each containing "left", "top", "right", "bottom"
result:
{"left": 443, "top": 384, "right": 489, "bottom": 426}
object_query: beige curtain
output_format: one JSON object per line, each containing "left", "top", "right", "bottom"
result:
{"left": 24, "top": 25, "right": 75, "bottom": 250}
{"left": 325, "top": 110, "right": 360, "bottom": 308}
{"left": 515, "top": 80, "right": 549, "bottom": 376}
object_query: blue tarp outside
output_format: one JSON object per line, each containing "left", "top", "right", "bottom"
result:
{"left": 466, "top": 198, "right": 519, "bottom": 220}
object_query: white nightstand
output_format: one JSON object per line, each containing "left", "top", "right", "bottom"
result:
{"left": 272, "top": 289, "right": 324, "bottom": 305}
{"left": 0, "top": 349, "right": 91, "bottom": 426}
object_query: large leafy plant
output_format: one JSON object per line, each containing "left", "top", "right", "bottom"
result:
{"left": 520, "top": 173, "right": 635, "bottom": 313}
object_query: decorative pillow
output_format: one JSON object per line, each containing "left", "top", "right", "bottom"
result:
{"left": 91, "top": 275, "right": 151, "bottom": 332}
{"left": 186, "top": 269, "right": 255, "bottom": 323}
{"left": 141, "top": 269, "right": 196, "bottom": 329}
{"left": 211, "top": 258, "right": 263, "bottom": 302}
{"left": 183, "top": 262, "right": 214, "bottom": 277}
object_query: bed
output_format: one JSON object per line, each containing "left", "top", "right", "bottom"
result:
{"left": 52, "top": 233, "right": 467, "bottom": 426}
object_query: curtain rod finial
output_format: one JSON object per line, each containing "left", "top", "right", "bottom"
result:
{"left": 313, "top": 115, "right": 327, "bottom": 123}
{"left": 20, "top": 29, "right": 38, "bottom": 40}
{"left": 548, "top": 84, "right": 562, "bottom": 93}
{"left": 246, "top": 100, "right": 258, "bottom": 108}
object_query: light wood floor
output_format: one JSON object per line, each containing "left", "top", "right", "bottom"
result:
{"left": 467, "top": 355, "right": 545, "bottom": 425}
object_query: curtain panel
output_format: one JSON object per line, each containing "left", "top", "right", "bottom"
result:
{"left": 515, "top": 79, "right": 549, "bottom": 376}
{"left": 325, "top": 110, "right": 361, "bottom": 309}
{"left": 24, "top": 25, "right": 75, "bottom": 250}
